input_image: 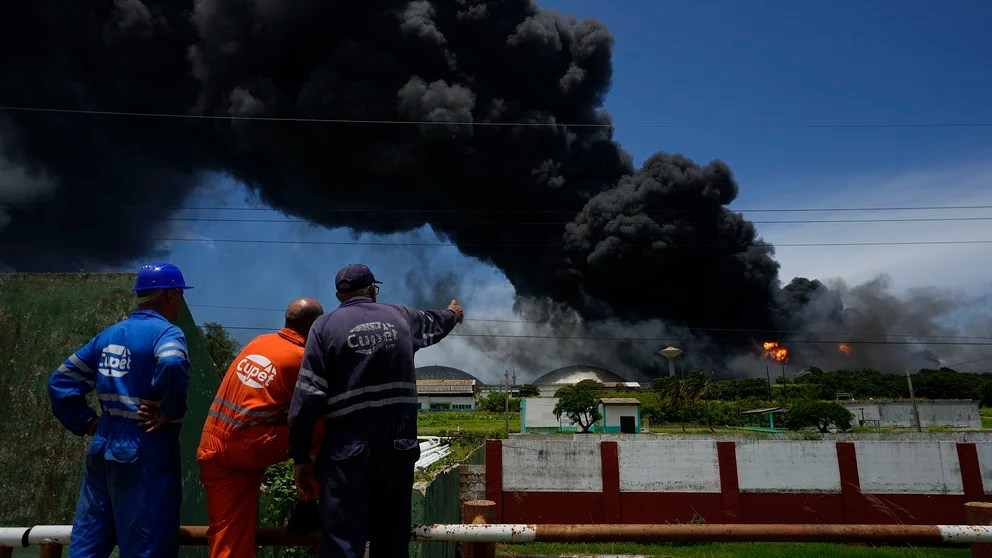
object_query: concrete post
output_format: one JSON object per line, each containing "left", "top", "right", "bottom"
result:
{"left": 39, "top": 543, "right": 64, "bottom": 558}
{"left": 966, "top": 502, "right": 992, "bottom": 557}
{"left": 461, "top": 499, "right": 497, "bottom": 558}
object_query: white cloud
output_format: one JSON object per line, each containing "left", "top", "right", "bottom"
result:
{"left": 753, "top": 157, "right": 992, "bottom": 294}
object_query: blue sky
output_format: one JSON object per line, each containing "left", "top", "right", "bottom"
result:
{"left": 149, "top": 1, "right": 992, "bottom": 380}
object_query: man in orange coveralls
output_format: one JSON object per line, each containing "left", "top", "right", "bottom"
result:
{"left": 197, "top": 297, "right": 324, "bottom": 558}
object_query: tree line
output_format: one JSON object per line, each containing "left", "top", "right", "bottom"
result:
{"left": 546, "top": 366, "right": 992, "bottom": 433}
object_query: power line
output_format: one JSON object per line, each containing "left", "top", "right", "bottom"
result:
{"left": 163, "top": 215, "right": 992, "bottom": 226}
{"left": 946, "top": 355, "right": 992, "bottom": 367}
{"left": 189, "top": 307, "right": 992, "bottom": 341}
{"left": 452, "top": 335, "right": 992, "bottom": 346}
{"left": 3, "top": 105, "right": 991, "bottom": 129}
{"left": 156, "top": 204, "right": 992, "bottom": 214}
{"left": 157, "top": 236, "right": 992, "bottom": 248}
{"left": 202, "top": 324, "right": 992, "bottom": 346}
{"left": 190, "top": 303, "right": 528, "bottom": 325}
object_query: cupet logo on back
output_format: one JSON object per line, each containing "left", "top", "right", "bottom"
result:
{"left": 346, "top": 321, "right": 399, "bottom": 355}
{"left": 99, "top": 344, "right": 132, "bottom": 377}
{"left": 236, "top": 354, "right": 278, "bottom": 388}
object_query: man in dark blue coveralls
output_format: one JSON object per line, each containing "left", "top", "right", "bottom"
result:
{"left": 288, "top": 263, "right": 464, "bottom": 558}
{"left": 48, "top": 263, "right": 193, "bottom": 558}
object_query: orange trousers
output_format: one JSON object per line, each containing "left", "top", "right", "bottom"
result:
{"left": 197, "top": 426, "right": 290, "bottom": 558}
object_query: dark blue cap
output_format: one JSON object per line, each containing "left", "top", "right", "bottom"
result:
{"left": 335, "top": 263, "right": 381, "bottom": 292}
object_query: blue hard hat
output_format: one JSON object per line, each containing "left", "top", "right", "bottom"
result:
{"left": 133, "top": 263, "right": 193, "bottom": 292}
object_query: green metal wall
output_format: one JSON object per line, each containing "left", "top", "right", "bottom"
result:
{"left": 410, "top": 465, "right": 461, "bottom": 558}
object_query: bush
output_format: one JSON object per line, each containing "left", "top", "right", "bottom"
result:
{"left": 260, "top": 462, "right": 310, "bottom": 558}
{"left": 517, "top": 384, "right": 540, "bottom": 398}
{"left": 477, "top": 391, "right": 521, "bottom": 413}
{"left": 787, "top": 400, "right": 854, "bottom": 433}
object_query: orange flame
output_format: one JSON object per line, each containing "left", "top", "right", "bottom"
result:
{"left": 838, "top": 343, "right": 853, "bottom": 356}
{"left": 762, "top": 341, "right": 789, "bottom": 362}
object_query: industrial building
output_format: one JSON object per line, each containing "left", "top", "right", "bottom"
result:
{"left": 841, "top": 399, "right": 981, "bottom": 429}
{"left": 521, "top": 397, "right": 644, "bottom": 433}
{"left": 598, "top": 398, "right": 642, "bottom": 433}
{"left": 415, "top": 365, "right": 479, "bottom": 411}
{"left": 532, "top": 364, "right": 640, "bottom": 396}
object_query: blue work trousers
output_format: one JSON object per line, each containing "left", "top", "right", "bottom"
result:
{"left": 69, "top": 440, "right": 181, "bottom": 557}
{"left": 317, "top": 438, "right": 420, "bottom": 558}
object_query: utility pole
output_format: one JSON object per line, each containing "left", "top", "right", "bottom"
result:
{"left": 765, "top": 364, "right": 772, "bottom": 400}
{"left": 504, "top": 369, "right": 511, "bottom": 438}
{"left": 906, "top": 369, "right": 922, "bottom": 432}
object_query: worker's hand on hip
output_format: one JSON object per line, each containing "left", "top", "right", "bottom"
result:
{"left": 448, "top": 299, "right": 464, "bottom": 323}
{"left": 137, "top": 401, "right": 169, "bottom": 433}
{"left": 295, "top": 462, "right": 319, "bottom": 501}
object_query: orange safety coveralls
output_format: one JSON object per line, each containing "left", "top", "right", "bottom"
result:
{"left": 197, "top": 328, "right": 322, "bottom": 558}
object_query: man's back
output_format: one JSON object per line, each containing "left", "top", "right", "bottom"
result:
{"left": 314, "top": 301, "right": 420, "bottom": 419}
{"left": 197, "top": 297, "right": 324, "bottom": 558}
{"left": 50, "top": 309, "right": 189, "bottom": 448}
{"left": 202, "top": 329, "right": 306, "bottom": 439}
{"left": 286, "top": 264, "right": 463, "bottom": 558}
{"left": 288, "top": 296, "right": 459, "bottom": 460}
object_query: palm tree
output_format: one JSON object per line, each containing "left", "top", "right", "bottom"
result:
{"left": 653, "top": 369, "right": 720, "bottom": 433}
{"left": 653, "top": 376, "right": 691, "bottom": 433}
{"left": 686, "top": 369, "right": 719, "bottom": 433}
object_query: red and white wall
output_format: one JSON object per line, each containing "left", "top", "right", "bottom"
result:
{"left": 485, "top": 438, "right": 992, "bottom": 525}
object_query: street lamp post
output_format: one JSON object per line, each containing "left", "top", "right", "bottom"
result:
{"left": 504, "top": 369, "right": 516, "bottom": 437}
{"left": 906, "top": 369, "right": 922, "bottom": 433}
{"left": 659, "top": 346, "right": 683, "bottom": 377}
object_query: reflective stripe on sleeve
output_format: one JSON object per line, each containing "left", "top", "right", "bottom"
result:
{"left": 324, "top": 396, "right": 420, "bottom": 419}
{"left": 68, "top": 354, "right": 93, "bottom": 373}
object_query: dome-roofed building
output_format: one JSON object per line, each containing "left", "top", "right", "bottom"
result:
{"left": 532, "top": 364, "right": 639, "bottom": 397}
{"left": 534, "top": 364, "right": 628, "bottom": 385}
{"left": 415, "top": 365, "right": 479, "bottom": 411}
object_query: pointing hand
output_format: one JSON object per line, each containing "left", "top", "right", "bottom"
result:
{"left": 448, "top": 299, "right": 464, "bottom": 323}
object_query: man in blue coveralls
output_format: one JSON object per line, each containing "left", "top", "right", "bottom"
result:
{"left": 48, "top": 263, "right": 193, "bottom": 558}
{"left": 288, "top": 263, "right": 464, "bottom": 558}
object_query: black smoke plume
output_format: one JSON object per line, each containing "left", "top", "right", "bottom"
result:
{"left": 0, "top": 1, "right": 981, "bottom": 373}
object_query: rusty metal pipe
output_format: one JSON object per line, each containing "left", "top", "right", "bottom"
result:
{"left": 26, "top": 526, "right": 72, "bottom": 547}
{"left": 38, "top": 543, "right": 64, "bottom": 558}
{"left": 0, "top": 528, "right": 27, "bottom": 548}
{"left": 538, "top": 524, "right": 955, "bottom": 543}
{"left": 3, "top": 523, "right": 992, "bottom": 547}
{"left": 410, "top": 523, "right": 992, "bottom": 544}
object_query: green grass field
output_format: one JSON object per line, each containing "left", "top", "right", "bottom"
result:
{"left": 417, "top": 410, "right": 520, "bottom": 435}
{"left": 498, "top": 542, "right": 967, "bottom": 557}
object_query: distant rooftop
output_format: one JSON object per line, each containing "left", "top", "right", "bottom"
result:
{"left": 417, "top": 379, "right": 475, "bottom": 386}
{"left": 415, "top": 365, "right": 480, "bottom": 383}
{"left": 741, "top": 407, "right": 789, "bottom": 415}
{"left": 600, "top": 398, "right": 641, "bottom": 405}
